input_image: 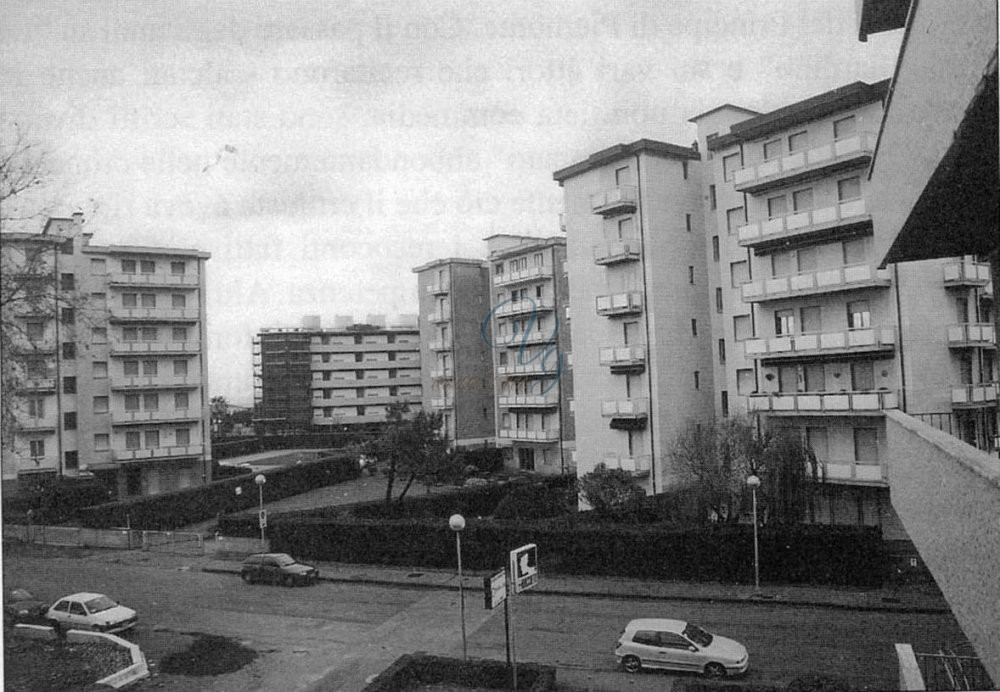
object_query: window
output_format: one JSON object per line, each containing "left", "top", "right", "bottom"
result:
{"left": 175, "top": 428, "right": 191, "bottom": 445}
{"left": 121, "top": 259, "right": 136, "bottom": 274}
{"left": 688, "top": 266, "right": 695, "bottom": 284}
{"left": 125, "top": 431, "right": 141, "bottom": 450}
{"left": 730, "top": 260, "right": 749, "bottom": 287}
{"left": 93, "top": 396, "right": 109, "bottom": 413}
{"left": 722, "top": 152, "right": 741, "bottom": 182}
{"left": 26, "top": 320, "right": 45, "bottom": 340}
{"left": 91, "top": 258, "right": 106, "bottom": 274}
{"left": 26, "top": 360, "right": 47, "bottom": 379}
{"left": 170, "top": 261, "right": 186, "bottom": 275}
{"left": 143, "top": 393, "right": 159, "bottom": 411}
{"left": 60, "top": 273, "right": 75, "bottom": 291}
{"left": 715, "top": 287, "right": 723, "bottom": 313}
{"left": 62, "top": 342, "right": 76, "bottom": 359}
{"left": 494, "top": 263, "right": 503, "bottom": 275}
{"left": 355, "top": 353, "right": 363, "bottom": 363}
{"left": 853, "top": 428, "right": 879, "bottom": 462}
{"left": 122, "top": 293, "right": 138, "bottom": 308}
{"left": 123, "top": 327, "right": 138, "bottom": 342}
{"left": 123, "top": 360, "right": 139, "bottom": 376}
{"left": 533, "top": 252, "right": 543, "bottom": 266}
{"left": 60, "top": 308, "right": 75, "bottom": 325}
{"left": 694, "top": 371, "right": 700, "bottom": 389}
{"left": 27, "top": 397, "right": 45, "bottom": 418}
{"left": 682, "top": 160, "right": 688, "bottom": 179}
{"left": 797, "top": 246, "right": 818, "bottom": 272}
{"left": 772, "top": 252, "right": 795, "bottom": 277}
{"left": 632, "top": 631, "right": 659, "bottom": 647}
{"left": 140, "top": 293, "right": 156, "bottom": 308}
{"left": 851, "top": 361, "right": 874, "bottom": 390}
{"left": 140, "top": 260, "right": 155, "bottom": 274}
{"left": 64, "top": 451, "right": 79, "bottom": 470}
{"left": 763, "top": 139, "right": 782, "bottom": 160}
{"left": 659, "top": 632, "right": 694, "bottom": 650}
{"left": 171, "top": 294, "right": 186, "bottom": 308}
{"left": 141, "top": 327, "right": 158, "bottom": 341}
{"left": 125, "top": 394, "right": 140, "bottom": 411}
{"left": 847, "top": 300, "right": 871, "bottom": 329}
{"left": 60, "top": 240, "right": 73, "bottom": 255}
{"left": 94, "top": 434, "right": 109, "bottom": 450}
{"left": 172, "top": 327, "right": 187, "bottom": 341}
{"left": 833, "top": 115, "right": 857, "bottom": 140}
{"left": 617, "top": 217, "right": 634, "bottom": 238}
{"left": 173, "top": 359, "right": 188, "bottom": 376}
{"left": 788, "top": 130, "right": 808, "bottom": 152}
{"left": 720, "top": 390, "right": 729, "bottom": 417}
{"left": 767, "top": 195, "right": 787, "bottom": 218}
{"left": 685, "top": 214, "right": 692, "bottom": 232}
{"left": 711, "top": 236, "right": 719, "bottom": 261}
{"left": 774, "top": 309, "right": 795, "bottom": 336}
{"left": 174, "top": 392, "right": 189, "bottom": 409}
{"left": 804, "top": 363, "right": 826, "bottom": 391}
{"left": 691, "top": 319, "right": 698, "bottom": 336}
{"left": 92, "top": 327, "right": 107, "bottom": 343}
{"left": 62, "top": 376, "right": 76, "bottom": 394}
{"left": 778, "top": 365, "right": 798, "bottom": 392}
{"left": 709, "top": 185, "right": 717, "bottom": 210}
{"left": 614, "top": 165, "right": 632, "bottom": 186}
{"left": 837, "top": 176, "right": 861, "bottom": 201}
{"left": 718, "top": 338, "right": 726, "bottom": 363}
{"left": 733, "top": 315, "right": 753, "bottom": 341}
{"left": 29, "top": 440, "right": 45, "bottom": 459}
{"left": 792, "top": 188, "right": 813, "bottom": 212}
{"left": 843, "top": 238, "right": 867, "bottom": 265}
{"left": 737, "top": 368, "right": 755, "bottom": 395}
{"left": 142, "top": 360, "right": 158, "bottom": 376}
{"left": 800, "top": 306, "right": 822, "bottom": 333}
{"left": 726, "top": 206, "right": 745, "bottom": 234}
{"left": 806, "top": 427, "right": 828, "bottom": 459}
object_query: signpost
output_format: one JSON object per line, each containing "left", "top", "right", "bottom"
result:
{"left": 483, "top": 569, "right": 507, "bottom": 610}
{"left": 509, "top": 543, "right": 538, "bottom": 593}
{"left": 258, "top": 509, "right": 267, "bottom": 529}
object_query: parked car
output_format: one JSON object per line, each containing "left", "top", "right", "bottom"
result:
{"left": 4, "top": 589, "right": 49, "bottom": 626}
{"left": 241, "top": 553, "right": 319, "bottom": 586}
{"left": 46, "top": 593, "right": 137, "bottom": 634}
{"left": 615, "top": 618, "right": 749, "bottom": 678}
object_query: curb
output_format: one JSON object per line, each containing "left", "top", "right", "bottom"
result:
{"left": 199, "top": 566, "right": 950, "bottom": 615}
{"left": 12, "top": 625, "right": 150, "bottom": 689}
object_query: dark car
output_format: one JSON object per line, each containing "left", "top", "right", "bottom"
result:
{"left": 241, "top": 553, "right": 319, "bottom": 586}
{"left": 4, "top": 589, "right": 49, "bottom": 626}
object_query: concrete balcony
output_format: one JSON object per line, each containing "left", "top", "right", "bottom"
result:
{"left": 737, "top": 199, "right": 870, "bottom": 249}
{"left": 947, "top": 323, "right": 996, "bottom": 348}
{"left": 22, "top": 377, "right": 56, "bottom": 391}
{"left": 112, "top": 443, "right": 205, "bottom": 461}
{"left": 109, "top": 340, "right": 201, "bottom": 355}
{"left": 110, "top": 375, "right": 202, "bottom": 390}
{"left": 426, "top": 281, "right": 449, "bottom": 295}
{"left": 494, "top": 361, "right": 549, "bottom": 376}
{"left": 428, "top": 310, "right": 449, "bottom": 323}
{"left": 598, "top": 345, "right": 646, "bottom": 373}
{"left": 951, "top": 383, "right": 999, "bottom": 407}
{"left": 732, "top": 132, "right": 875, "bottom": 194}
{"left": 496, "top": 326, "right": 555, "bottom": 347}
{"left": 812, "top": 460, "right": 886, "bottom": 485}
{"left": 429, "top": 395, "right": 454, "bottom": 409}
{"left": 744, "top": 327, "right": 896, "bottom": 361}
{"left": 18, "top": 415, "right": 58, "bottom": 432}
{"left": 595, "top": 291, "right": 643, "bottom": 317}
{"left": 602, "top": 452, "right": 651, "bottom": 476}
{"left": 108, "top": 272, "right": 199, "bottom": 287}
{"left": 590, "top": 185, "right": 637, "bottom": 216}
{"left": 593, "top": 238, "right": 642, "bottom": 265}
{"left": 601, "top": 398, "right": 649, "bottom": 424}
{"left": 747, "top": 389, "right": 898, "bottom": 415}
{"left": 493, "top": 265, "right": 551, "bottom": 287}
{"left": 493, "top": 297, "right": 555, "bottom": 318}
{"left": 497, "top": 427, "right": 561, "bottom": 442}
{"left": 497, "top": 393, "right": 559, "bottom": 408}
{"left": 108, "top": 306, "right": 200, "bottom": 322}
{"left": 943, "top": 260, "right": 991, "bottom": 287}
{"left": 110, "top": 410, "right": 202, "bottom": 425}
{"left": 741, "top": 263, "right": 891, "bottom": 303}
{"left": 428, "top": 339, "right": 450, "bottom": 351}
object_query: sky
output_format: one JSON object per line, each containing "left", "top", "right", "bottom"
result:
{"left": 0, "top": 0, "right": 902, "bottom": 405}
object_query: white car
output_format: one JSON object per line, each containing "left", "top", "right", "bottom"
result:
{"left": 46, "top": 593, "right": 137, "bottom": 634}
{"left": 615, "top": 618, "right": 749, "bottom": 678}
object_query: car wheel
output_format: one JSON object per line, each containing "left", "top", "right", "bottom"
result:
{"left": 241, "top": 572, "right": 254, "bottom": 584}
{"left": 704, "top": 663, "right": 727, "bottom": 679}
{"left": 622, "top": 655, "right": 642, "bottom": 674}
{"left": 283, "top": 575, "right": 295, "bottom": 587}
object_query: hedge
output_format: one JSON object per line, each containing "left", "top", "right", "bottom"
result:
{"left": 74, "top": 455, "right": 359, "bottom": 530}
{"left": 362, "top": 653, "right": 556, "bottom": 691}
{"left": 262, "top": 516, "right": 887, "bottom": 587}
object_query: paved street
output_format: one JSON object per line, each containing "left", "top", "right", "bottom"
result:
{"left": 4, "top": 545, "right": 972, "bottom": 692}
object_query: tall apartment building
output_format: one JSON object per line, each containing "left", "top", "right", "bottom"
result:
{"left": 485, "top": 234, "right": 574, "bottom": 474}
{"left": 554, "top": 141, "right": 713, "bottom": 492}
{"left": 1, "top": 214, "right": 212, "bottom": 499}
{"left": 253, "top": 315, "right": 422, "bottom": 433}
{"left": 412, "top": 258, "right": 495, "bottom": 446}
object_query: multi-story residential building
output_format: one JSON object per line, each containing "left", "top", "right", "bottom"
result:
{"left": 253, "top": 315, "right": 422, "bottom": 433}
{"left": 485, "top": 234, "right": 574, "bottom": 474}
{"left": 1, "top": 213, "right": 212, "bottom": 499}
{"left": 412, "top": 258, "right": 495, "bottom": 447}
{"left": 554, "top": 141, "right": 712, "bottom": 492}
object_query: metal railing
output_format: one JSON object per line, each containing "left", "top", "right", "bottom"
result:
{"left": 916, "top": 651, "right": 994, "bottom": 691}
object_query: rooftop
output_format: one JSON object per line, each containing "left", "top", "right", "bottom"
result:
{"left": 553, "top": 138, "right": 699, "bottom": 183}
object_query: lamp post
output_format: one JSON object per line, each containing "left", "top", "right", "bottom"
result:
{"left": 449, "top": 513, "right": 468, "bottom": 660}
{"left": 746, "top": 474, "right": 761, "bottom": 593}
{"left": 255, "top": 474, "right": 267, "bottom": 550}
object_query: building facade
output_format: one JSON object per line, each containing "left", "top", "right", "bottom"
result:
{"left": 1, "top": 214, "right": 212, "bottom": 499}
{"left": 412, "top": 258, "right": 495, "bottom": 447}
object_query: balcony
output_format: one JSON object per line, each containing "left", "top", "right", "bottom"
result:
{"left": 112, "top": 443, "right": 205, "bottom": 461}
{"left": 601, "top": 398, "right": 649, "bottom": 427}
{"left": 108, "top": 306, "right": 200, "bottom": 322}
{"left": 428, "top": 368, "right": 451, "bottom": 380}
{"left": 732, "top": 132, "right": 875, "bottom": 195}
{"left": 428, "top": 310, "right": 449, "bottom": 323}
{"left": 428, "top": 339, "right": 450, "bottom": 351}
{"left": 110, "top": 411, "right": 202, "bottom": 425}
{"left": 598, "top": 345, "right": 646, "bottom": 373}
{"left": 950, "top": 383, "right": 998, "bottom": 407}
{"left": 110, "top": 375, "right": 202, "bottom": 389}
{"left": 747, "top": 389, "right": 898, "bottom": 415}
{"left": 494, "top": 361, "right": 549, "bottom": 376}
{"left": 22, "top": 377, "right": 56, "bottom": 391}
{"left": 493, "top": 297, "right": 555, "bottom": 318}
{"left": 590, "top": 185, "right": 637, "bottom": 216}
{"left": 593, "top": 238, "right": 642, "bottom": 265}
{"left": 744, "top": 327, "right": 896, "bottom": 361}
{"left": 496, "top": 326, "right": 556, "bottom": 347}
{"left": 18, "top": 415, "right": 58, "bottom": 432}
{"left": 595, "top": 291, "right": 643, "bottom": 317}
{"left": 602, "top": 452, "right": 651, "bottom": 476}
{"left": 737, "top": 199, "right": 871, "bottom": 249}
{"left": 812, "top": 460, "right": 886, "bottom": 485}
{"left": 946, "top": 323, "right": 996, "bottom": 348}
{"left": 943, "top": 260, "right": 991, "bottom": 287}
{"left": 109, "top": 340, "right": 201, "bottom": 355}
{"left": 493, "top": 265, "right": 551, "bottom": 287}
{"left": 429, "top": 395, "right": 454, "bottom": 409}
{"left": 497, "top": 393, "right": 559, "bottom": 408}
{"left": 426, "top": 281, "right": 449, "bottom": 295}
{"left": 741, "top": 263, "right": 891, "bottom": 303}
{"left": 108, "top": 272, "right": 199, "bottom": 287}
{"left": 497, "top": 427, "right": 561, "bottom": 443}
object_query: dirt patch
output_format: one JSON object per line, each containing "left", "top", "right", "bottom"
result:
{"left": 3, "top": 634, "right": 132, "bottom": 691}
{"left": 158, "top": 633, "right": 257, "bottom": 676}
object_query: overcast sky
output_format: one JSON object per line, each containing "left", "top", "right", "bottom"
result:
{"left": 0, "top": 0, "right": 902, "bottom": 405}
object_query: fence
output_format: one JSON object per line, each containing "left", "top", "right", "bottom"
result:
{"left": 916, "top": 651, "right": 995, "bottom": 691}
{"left": 4, "top": 524, "right": 204, "bottom": 554}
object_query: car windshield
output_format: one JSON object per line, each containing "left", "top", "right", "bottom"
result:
{"left": 84, "top": 596, "right": 117, "bottom": 613}
{"left": 274, "top": 554, "right": 297, "bottom": 566}
{"left": 682, "top": 623, "right": 713, "bottom": 648}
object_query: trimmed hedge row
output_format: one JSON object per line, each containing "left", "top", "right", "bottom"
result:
{"left": 265, "top": 516, "right": 887, "bottom": 586}
{"left": 75, "top": 455, "right": 359, "bottom": 530}
{"left": 363, "top": 653, "right": 556, "bottom": 691}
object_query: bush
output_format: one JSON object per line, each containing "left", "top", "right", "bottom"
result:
{"left": 363, "top": 653, "right": 556, "bottom": 691}
{"left": 493, "top": 481, "right": 576, "bottom": 521}
{"left": 3, "top": 477, "right": 114, "bottom": 525}
{"left": 786, "top": 675, "right": 850, "bottom": 692}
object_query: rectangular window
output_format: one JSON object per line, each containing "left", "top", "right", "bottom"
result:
{"left": 60, "top": 240, "right": 73, "bottom": 255}
{"left": 142, "top": 360, "right": 158, "bottom": 376}
{"left": 125, "top": 394, "right": 140, "bottom": 411}
{"left": 26, "top": 359, "right": 48, "bottom": 379}
{"left": 92, "top": 326, "right": 108, "bottom": 343}
{"left": 718, "top": 338, "right": 726, "bottom": 363}
{"left": 843, "top": 238, "right": 867, "bottom": 265}
{"left": 726, "top": 206, "right": 745, "bottom": 234}
{"left": 94, "top": 433, "right": 110, "bottom": 450}
{"left": 693, "top": 371, "right": 700, "bottom": 389}
{"left": 715, "top": 287, "right": 723, "bottom": 313}
{"left": 60, "top": 308, "right": 75, "bottom": 325}
{"left": 711, "top": 235, "right": 720, "bottom": 261}
{"left": 788, "top": 131, "right": 808, "bottom": 152}
{"left": 771, "top": 252, "right": 795, "bottom": 277}
{"left": 720, "top": 390, "right": 729, "bottom": 417}
{"left": 91, "top": 258, "right": 106, "bottom": 274}
{"left": 774, "top": 309, "right": 795, "bottom": 336}
{"left": 733, "top": 315, "right": 752, "bottom": 341}
{"left": 62, "top": 376, "right": 76, "bottom": 393}
{"left": 121, "top": 259, "right": 136, "bottom": 274}
{"left": 93, "top": 396, "right": 109, "bottom": 413}
{"left": 174, "top": 392, "right": 189, "bottom": 409}
{"left": 691, "top": 318, "right": 698, "bottom": 336}
{"left": 853, "top": 428, "right": 879, "bottom": 462}
{"left": 27, "top": 397, "right": 45, "bottom": 418}
{"left": 123, "top": 360, "right": 139, "bottom": 376}
{"left": 65, "top": 452, "right": 79, "bottom": 472}
{"left": 175, "top": 428, "right": 191, "bottom": 445}
{"left": 833, "top": 115, "right": 857, "bottom": 140}
{"left": 778, "top": 365, "right": 799, "bottom": 393}
{"left": 170, "top": 261, "right": 186, "bottom": 275}
{"left": 122, "top": 327, "right": 138, "bottom": 342}
{"left": 792, "top": 188, "right": 814, "bottom": 212}
{"left": 685, "top": 213, "right": 692, "bottom": 232}
{"left": 144, "top": 430, "right": 160, "bottom": 448}
{"left": 140, "top": 260, "right": 155, "bottom": 274}
{"left": 688, "top": 266, "right": 695, "bottom": 284}
{"left": 804, "top": 363, "right": 826, "bottom": 391}
{"left": 125, "top": 431, "right": 141, "bottom": 450}
{"left": 806, "top": 427, "right": 828, "bottom": 459}
{"left": 851, "top": 361, "right": 875, "bottom": 390}
{"left": 847, "top": 300, "right": 871, "bottom": 329}
{"left": 837, "top": 176, "right": 861, "bottom": 201}
{"left": 60, "top": 273, "right": 75, "bottom": 291}
{"left": 172, "top": 327, "right": 187, "bottom": 341}
{"left": 173, "top": 360, "right": 188, "bottom": 376}
{"left": 730, "top": 260, "right": 749, "bottom": 287}
{"left": 737, "top": 368, "right": 755, "bottom": 395}
{"left": 767, "top": 195, "right": 787, "bottom": 218}
{"left": 614, "top": 165, "right": 631, "bottom": 186}
{"left": 122, "top": 293, "right": 138, "bottom": 308}
{"left": 709, "top": 185, "right": 717, "bottom": 210}
{"left": 797, "top": 246, "right": 818, "bottom": 272}
{"left": 171, "top": 294, "right": 186, "bottom": 308}
{"left": 682, "top": 160, "right": 688, "bottom": 179}
{"left": 143, "top": 393, "right": 159, "bottom": 411}
{"left": 141, "top": 327, "right": 158, "bottom": 341}
{"left": 30, "top": 440, "right": 45, "bottom": 459}
{"left": 26, "top": 320, "right": 45, "bottom": 340}
{"left": 62, "top": 342, "right": 76, "bottom": 359}
{"left": 763, "top": 139, "right": 782, "bottom": 160}
{"left": 800, "top": 306, "right": 822, "bottom": 333}
{"left": 616, "top": 217, "right": 634, "bottom": 238}
{"left": 722, "top": 152, "right": 741, "bottom": 182}
{"left": 140, "top": 293, "right": 156, "bottom": 308}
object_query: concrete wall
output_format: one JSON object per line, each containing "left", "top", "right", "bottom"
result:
{"left": 883, "top": 409, "right": 1000, "bottom": 683}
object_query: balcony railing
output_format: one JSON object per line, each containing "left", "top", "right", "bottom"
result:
{"left": 497, "top": 393, "right": 559, "bottom": 408}
{"left": 494, "top": 361, "right": 549, "bottom": 376}
{"left": 110, "top": 410, "right": 201, "bottom": 424}
{"left": 737, "top": 199, "right": 869, "bottom": 247}
{"left": 602, "top": 453, "right": 651, "bottom": 475}
{"left": 946, "top": 323, "right": 996, "bottom": 348}
{"left": 744, "top": 327, "right": 896, "bottom": 360}
{"left": 429, "top": 395, "right": 454, "bottom": 408}
{"left": 598, "top": 345, "right": 646, "bottom": 373}
{"left": 593, "top": 238, "right": 642, "bottom": 265}
{"left": 18, "top": 416, "right": 58, "bottom": 431}
{"left": 22, "top": 377, "right": 56, "bottom": 391}
{"left": 108, "top": 306, "right": 200, "bottom": 322}
{"left": 110, "top": 375, "right": 202, "bottom": 389}
{"left": 951, "top": 383, "right": 999, "bottom": 407}
{"left": 595, "top": 291, "right": 643, "bottom": 317}
{"left": 590, "top": 185, "right": 637, "bottom": 216}
{"left": 112, "top": 443, "right": 205, "bottom": 461}
{"left": 497, "top": 427, "right": 561, "bottom": 442}
{"left": 109, "top": 340, "right": 201, "bottom": 355}
{"left": 426, "top": 281, "right": 450, "bottom": 295}
{"left": 601, "top": 398, "right": 649, "bottom": 420}
{"left": 107, "top": 272, "right": 199, "bottom": 287}
{"left": 732, "top": 132, "right": 875, "bottom": 194}
{"left": 943, "top": 260, "right": 991, "bottom": 287}
{"left": 494, "top": 265, "right": 550, "bottom": 287}
{"left": 428, "top": 310, "right": 449, "bottom": 323}
{"left": 747, "top": 389, "right": 898, "bottom": 414}
{"left": 741, "top": 263, "right": 891, "bottom": 303}
{"left": 812, "top": 461, "right": 885, "bottom": 484}
{"left": 493, "top": 297, "right": 555, "bottom": 318}
{"left": 428, "top": 339, "right": 450, "bottom": 351}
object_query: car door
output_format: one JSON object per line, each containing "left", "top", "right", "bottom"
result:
{"left": 262, "top": 556, "right": 280, "bottom": 583}
{"left": 67, "top": 601, "right": 90, "bottom": 630}
{"left": 629, "top": 630, "right": 668, "bottom": 667}
{"left": 657, "top": 631, "right": 703, "bottom": 671}
{"left": 50, "top": 600, "right": 71, "bottom": 625}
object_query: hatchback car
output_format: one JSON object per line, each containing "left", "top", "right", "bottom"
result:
{"left": 46, "top": 593, "right": 137, "bottom": 634}
{"left": 241, "top": 553, "right": 319, "bottom": 586}
{"left": 615, "top": 618, "right": 749, "bottom": 678}
{"left": 4, "top": 589, "right": 49, "bottom": 626}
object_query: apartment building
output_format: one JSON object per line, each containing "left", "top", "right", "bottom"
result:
{"left": 412, "top": 258, "right": 495, "bottom": 446}
{"left": 485, "top": 234, "right": 574, "bottom": 474}
{"left": 554, "top": 141, "right": 712, "bottom": 492}
{"left": 1, "top": 214, "right": 212, "bottom": 499}
{"left": 253, "top": 315, "right": 422, "bottom": 433}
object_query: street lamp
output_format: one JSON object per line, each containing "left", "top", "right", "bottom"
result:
{"left": 449, "top": 513, "right": 468, "bottom": 661}
{"left": 255, "top": 474, "right": 267, "bottom": 550}
{"left": 746, "top": 474, "right": 761, "bottom": 594}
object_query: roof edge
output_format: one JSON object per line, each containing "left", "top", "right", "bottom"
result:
{"left": 553, "top": 138, "right": 699, "bottom": 182}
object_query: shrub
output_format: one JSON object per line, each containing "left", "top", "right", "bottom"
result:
{"left": 578, "top": 465, "right": 645, "bottom": 518}
{"left": 493, "top": 481, "right": 576, "bottom": 521}
{"left": 363, "top": 653, "right": 556, "bottom": 691}
{"left": 786, "top": 675, "right": 850, "bottom": 692}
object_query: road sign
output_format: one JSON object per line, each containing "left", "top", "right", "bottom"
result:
{"left": 509, "top": 543, "right": 538, "bottom": 593}
{"left": 258, "top": 509, "right": 267, "bottom": 528}
{"left": 483, "top": 569, "right": 507, "bottom": 609}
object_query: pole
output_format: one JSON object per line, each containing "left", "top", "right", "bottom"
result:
{"left": 503, "top": 581, "right": 513, "bottom": 674}
{"left": 752, "top": 486, "right": 760, "bottom": 592}
{"left": 508, "top": 566, "right": 518, "bottom": 690}
{"left": 258, "top": 483, "right": 265, "bottom": 550}
{"left": 456, "top": 532, "right": 467, "bottom": 660}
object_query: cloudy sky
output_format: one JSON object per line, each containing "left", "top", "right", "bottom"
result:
{"left": 0, "top": 0, "right": 902, "bottom": 405}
